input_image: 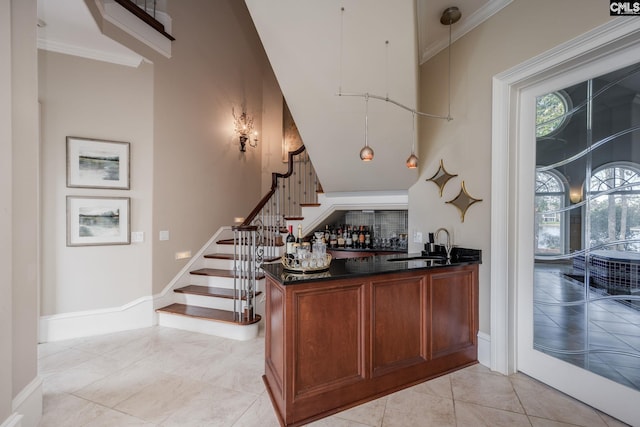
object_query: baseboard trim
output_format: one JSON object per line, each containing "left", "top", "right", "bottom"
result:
{"left": 39, "top": 227, "right": 231, "bottom": 343}
{"left": 39, "top": 296, "right": 154, "bottom": 342}
{"left": 9, "top": 376, "right": 42, "bottom": 427}
{"left": 0, "top": 414, "right": 22, "bottom": 427}
{"left": 478, "top": 331, "right": 491, "bottom": 368}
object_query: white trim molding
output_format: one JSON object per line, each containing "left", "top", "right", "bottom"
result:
{"left": 419, "top": 0, "right": 514, "bottom": 64}
{"left": 39, "top": 227, "right": 229, "bottom": 342}
{"left": 39, "top": 296, "right": 155, "bottom": 342}
{"left": 0, "top": 414, "right": 22, "bottom": 427}
{"left": 491, "top": 17, "right": 640, "bottom": 376}
{"left": 9, "top": 377, "right": 42, "bottom": 427}
{"left": 477, "top": 331, "right": 491, "bottom": 368}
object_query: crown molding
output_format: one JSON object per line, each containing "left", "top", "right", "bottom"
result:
{"left": 37, "top": 37, "right": 143, "bottom": 67}
{"left": 419, "top": 0, "right": 513, "bottom": 65}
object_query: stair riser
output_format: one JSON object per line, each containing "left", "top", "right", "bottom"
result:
{"left": 188, "top": 275, "right": 236, "bottom": 289}
{"left": 188, "top": 275, "right": 265, "bottom": 290}
{"left": 157, "top": 312, "right": 260, "bottom": 341}
{"left": 176, "top": 293, "right": 237, "bottom": 311}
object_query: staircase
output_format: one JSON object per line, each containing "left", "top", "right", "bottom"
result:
{"left": 156, "top": 145, "right": 320, "bottom": 340}
{"left": 156, "top": 228, "right": 282, "bottom": 340}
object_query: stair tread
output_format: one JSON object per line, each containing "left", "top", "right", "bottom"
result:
{"left": 190, "top": 268, "right": 265, "bottom": 279}
{"left": 284, "top": 216, "right": 304, "bottom": 221}
{"left": 156, "top": 303, "right": 261, "bottom": 325}
{"left": 300, "top": 203, "right": 321, "bottom": 207}
{"left": 175, "top": 285, "right": 262, "bottom": 300}
{"left": 204, "top": 253, "right": 280, "bottom": 262}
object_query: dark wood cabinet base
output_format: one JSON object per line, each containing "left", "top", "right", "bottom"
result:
{"left": 263, "top": 265, "right": 479, "bottom": 427}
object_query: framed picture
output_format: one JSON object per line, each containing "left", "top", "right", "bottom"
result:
{"left": 282, "top": 99, "right": 303, "bottom": 162}
{"left": 67, "top": 196, "right": 130, "bottom": 246}
{"left": 67, "top": 137, "right": 130, "bottom": 189}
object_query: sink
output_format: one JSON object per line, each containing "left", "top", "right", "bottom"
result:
{"left": 387, "top": 255, "right": 446, "bottom": 262}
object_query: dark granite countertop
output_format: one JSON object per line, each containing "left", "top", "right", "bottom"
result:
{"left": 262, "top": 248, "right": 481, "bottom": 285}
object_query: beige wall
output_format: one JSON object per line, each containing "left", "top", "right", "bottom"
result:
{"left": 151, "top": 0, "right": 273, "bottom": 291}
{"left": 410, "top": 0, "right": 611, "bottom": 334}
{"left": 2, "top": 0, "right": 40, "bottom": 422}
{"left": 37, "top": 0, "right": 280, "bottom": 316}
{"left": 38, "top": 52, "right": 154, "bottom": 314}
{"left": 1, "top": 0, "right": 12, "bottom": 421}
{"left": 11, "top": 0, "right": 39, "bottom": 403}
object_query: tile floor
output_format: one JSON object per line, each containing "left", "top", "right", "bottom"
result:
{"left": 38, "top": 326, "right": 628, "bottom": 427}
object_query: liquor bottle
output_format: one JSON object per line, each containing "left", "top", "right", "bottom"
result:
{"left": 324, "top": 225, "right": 330, "bottom": 243}
{"left": 358, "top": 226, "right": 365, "bottom": 248}
{"left": 297, "top": 224, "right": 303, "bottom": 243}
{"left": 365, "top": 226, "right": 371, "bottom": 249}
{"left": 286, "top": 225, "right": 296, "bottom": 259}
{"left": 345, "top": 225, "right": 353, "bottom": 248}
{"left": 329, "top": 227, "right": 338, "bottom": 248}
{"left": 352, "top": 226, "right": 359, "bottom": 248}
{"left": 337, "top": 226, "right": 345, "bottom": 247}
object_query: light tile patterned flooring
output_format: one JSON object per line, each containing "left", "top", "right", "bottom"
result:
{"left": 38, "top": 326, "right": 628, "bottom": 427}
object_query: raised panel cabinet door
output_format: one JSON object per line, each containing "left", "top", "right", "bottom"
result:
{"left": 428, "top": 267, "right": 477, "bottom": 359}
{"left": 371, "top": 275, "right": 426, "bottom": 376}
{"left": 292, "top": 284, "right": 366, "bottom": 398}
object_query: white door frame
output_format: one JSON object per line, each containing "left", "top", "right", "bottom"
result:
{"left": 490, "top": 17, "right": 640, "bottom": 424}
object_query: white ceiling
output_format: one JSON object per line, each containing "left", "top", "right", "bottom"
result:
{"left": 37, "top": 0, "right": 143, "bottom": 67}
{"left": 37, "top": 0, "right": 511, "bottom": 67}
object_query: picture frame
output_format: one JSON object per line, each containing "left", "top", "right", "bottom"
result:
{"left": 67, "top": 196, "right": 130, "bottom": 246}
{"left": 67, "top": 136, "right": 130, "bottom": 189}
{"left": 282, "top": 99, "right": 303, "bottom": 162}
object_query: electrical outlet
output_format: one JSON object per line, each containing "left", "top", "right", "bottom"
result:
{"left": 131, "top": 231, "right": 144, "bottom": 243}
{"left": 159, "top": 230, "right": 169, "bottom": 241}
{"left": 413, "top": 231, "right": 423, "bottom": 244}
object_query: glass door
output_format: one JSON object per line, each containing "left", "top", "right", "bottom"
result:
{"left": 518, "top": 60, "right": 640, "bottom": 424}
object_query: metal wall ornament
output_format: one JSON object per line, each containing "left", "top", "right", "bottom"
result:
{"left": 446, "top": 181, "right": 482, "bottom": 222}
{"left": 426, "top": 159, "right": 458, "bottom": 196}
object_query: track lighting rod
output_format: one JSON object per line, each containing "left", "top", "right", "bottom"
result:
{"left": 337, "top": 92, "right": 453, "bottom": 121}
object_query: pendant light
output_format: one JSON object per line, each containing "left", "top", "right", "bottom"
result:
{"left": 338, "top": 6, "right": 461, "bottom": 164}
{"left": 406, "top": 111, "right": 418, "bottom": 168}
{"left": 359, "top": 94, "right": 374, "bottom": 161}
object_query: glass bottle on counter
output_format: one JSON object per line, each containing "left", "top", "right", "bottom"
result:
{"left": 324, "top": 225, "right": 330, "bottom": 243}
{"left": 297, "top": 224, "right": 303, "bottom": 243}
{"left": 358, "top": 226, "right": 365, "bottom": 248}
{"left": 329, "top": 227, "right": 338, "bottom": 248}
{"left": 345, "top": 225, "right": 353, "bottom": 248}
{"left": 337, "top": 227, "right": 345, "bottom": 247}
{"left": 286, "top": 225, "right": 295, "bottom": 259}
{"left": 365, "top": 226, "right": 371, "bottom": 249}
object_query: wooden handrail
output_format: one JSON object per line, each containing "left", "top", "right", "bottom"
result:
{"left": 241, "top": 145, "right": 307, "bottom": 226}
{"left": 114, "top": 0, "right": 176, "bottom": 41}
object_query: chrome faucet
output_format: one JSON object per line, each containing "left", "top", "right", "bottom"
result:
{"left": 435, "top": 227, "right": 452, "bottom": 260}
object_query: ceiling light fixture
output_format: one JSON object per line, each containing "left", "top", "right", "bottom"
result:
{"left": 338, "top": 6, "right": 461, "bottom": 163}
{"left": 359, "top": 94, "right": 374, "bottom": 161}
{"left": 406, "top": 111, "right": 418, "bottom": 169}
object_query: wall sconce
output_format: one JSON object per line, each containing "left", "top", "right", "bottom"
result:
{"left": 233, "top": 108, "right": 258, "bottom": 152}
{"left": 569, "top": 191, "right": 582, "bottom": 204}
